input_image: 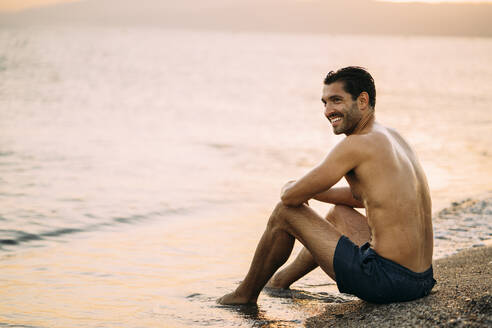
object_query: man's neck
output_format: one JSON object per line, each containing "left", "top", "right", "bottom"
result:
{"left": 350, "top": 110, "right": 375, "bottom": 135}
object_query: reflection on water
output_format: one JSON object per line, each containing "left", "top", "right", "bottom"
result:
{"left": 215, "top": 288, "right": 348, "bottom": 328}
{"left": 220, "top": 304, "right": 302, "bottom": 328}
{"left": 0, "top": 26, "right": 491, "bottom": 327}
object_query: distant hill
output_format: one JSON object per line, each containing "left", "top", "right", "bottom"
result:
{"left": 1, "top": 0, "right": 491, "bottom": 37}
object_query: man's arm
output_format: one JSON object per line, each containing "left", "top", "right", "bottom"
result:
{"left": 313, "top": 186, "right": 364, "bottom": 208}
{"left": 280, "top": 136, "right": 365, "bottom": 207}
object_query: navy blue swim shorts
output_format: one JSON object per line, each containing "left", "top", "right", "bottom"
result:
{"left": 333, "top": 235, "right": 436, "bottom": 304}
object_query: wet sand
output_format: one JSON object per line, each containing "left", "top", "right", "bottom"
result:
{"left": 306, "top": 197, "right": 492, "bottom": 328}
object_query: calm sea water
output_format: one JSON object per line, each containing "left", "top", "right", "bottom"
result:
{"left": 1, "top": 26, "right": 491, "bottom": 327}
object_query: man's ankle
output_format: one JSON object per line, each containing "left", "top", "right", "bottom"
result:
{"left": 234, "top": 292, "right": 257, "bottom": 304}
{"left": 266, "top": 273, "right": 290, "bottom": 289}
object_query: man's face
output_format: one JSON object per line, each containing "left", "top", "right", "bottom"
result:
{"left": 321, "top": 81, "right": 362, "bottom": 135}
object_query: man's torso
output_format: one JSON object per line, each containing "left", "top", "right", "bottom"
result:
{"left": 344, "top": 123, "right": 433, "bottom": 272}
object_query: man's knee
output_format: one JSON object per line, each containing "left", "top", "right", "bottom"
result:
{"left": 269, "top": 201, "right": 305, "bottom": 229}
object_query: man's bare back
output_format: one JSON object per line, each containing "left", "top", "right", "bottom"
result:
{"left": 342, "top": 123, "right": 433, "bottom": 272}
{"left": 218, "top": 67, "right": 435, "bottom": 305}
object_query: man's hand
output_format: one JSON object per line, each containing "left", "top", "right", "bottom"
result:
{"left": 281, "top": 180, "right": 297, "bottom": 195}
{"left": 281, "top": 180, "right": 309, "bottom": 206}
{"left": 279, "top": 136, "right": 365, "bottom": 207}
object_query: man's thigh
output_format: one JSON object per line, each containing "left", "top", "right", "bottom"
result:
{"left": 326, "top": 205, "right": 371, "bottom": 246}
{"left": 274, "top": 203, "right": 342, "bottom": 280}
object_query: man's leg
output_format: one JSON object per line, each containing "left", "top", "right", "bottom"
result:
{"left": 267, "top": 204, "right": 371, "bottom": 289}
{"left": 217, "top": 202, "right": 342, "bottom": 305}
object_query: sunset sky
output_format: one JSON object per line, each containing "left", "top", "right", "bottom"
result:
{"left": 0, "top": 0, "right": 79, "bottom": 12}
{"left": 1, "top": 0, "right": 491, "bottom": 37}
{"left": 1, "top": 0, "right": 492, "bottom": 12}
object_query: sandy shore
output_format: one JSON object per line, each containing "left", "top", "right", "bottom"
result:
{"left": 306, "top": 245, "right": 492, "bottom": 327}
{"left": 306, "top": 237, "right": 492, "bottom": 327}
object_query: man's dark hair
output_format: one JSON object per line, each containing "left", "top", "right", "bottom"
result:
{"left": 324, "top": 66, "right": 376, "bottom": 108}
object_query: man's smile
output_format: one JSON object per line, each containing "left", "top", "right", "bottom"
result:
{"left": 327, "top": 112, "right": 343, "bottom": 126}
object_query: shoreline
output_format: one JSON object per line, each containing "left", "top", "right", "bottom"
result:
{"left": 0, "top": 193, "right": 490, "bottom": 328}
{"left": 306, "top": 194, "right": 492, "bottom": 328}
{"left": 432, "top": 193, "right": 492, "bottom": 260}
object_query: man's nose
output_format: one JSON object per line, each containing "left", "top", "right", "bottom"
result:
{"left": 324, "top": 105, "right": 331, "bottom": 118}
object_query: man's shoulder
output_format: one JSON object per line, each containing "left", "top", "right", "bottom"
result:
{"left": 330, "top": 134, "right": 375, "bottom": 164}
{"left": 342, "top": 130, "right": 384, "bottom": 149}
{"left": 337, "top": 125, "right": 398, "bottom": 158}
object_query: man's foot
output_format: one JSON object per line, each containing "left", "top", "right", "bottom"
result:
{"left": 265, "top": 273, "right": 290, "bottom": 289}
{"left": 216, "top": 291, "right": 257, "bottom": 305}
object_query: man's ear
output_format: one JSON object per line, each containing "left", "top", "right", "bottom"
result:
{"left": 357, "top": 92, "right": 369, "bottom": 110}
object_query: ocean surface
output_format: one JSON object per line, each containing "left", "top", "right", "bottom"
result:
{"left": 1, "top": 26, "right": 491, "bottom": 327}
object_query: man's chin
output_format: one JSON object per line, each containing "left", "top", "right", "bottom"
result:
{"left": 332, "top": 127, "right": 343, "bottom": 135}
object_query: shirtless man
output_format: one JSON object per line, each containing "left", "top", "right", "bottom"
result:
{"left": 217, "top": 66, "right": 435, "bottom": 305}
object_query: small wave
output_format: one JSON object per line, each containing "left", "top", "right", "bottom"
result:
{"left": 113, "top": 214, "right": 145, "bottom": 224}
{"left": 0, "top": 323, "right": 42, "bottom": 328}
{"left": 0, "top": 207, "right": 187, "bottom": 251}
{"left": 0, "top": 230, "right": 43, "bottom": 246}
{"left": 0, "top": 151, "right": 15, "bottom": 157}
{"left": 42, "top": 228, "right": 84, "bottom": 237}
{"left": 0, "top": 228, "right": 85, "bottom": 246}
{"left": 206, "top": 143, "right": 234, "bottom": 150}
